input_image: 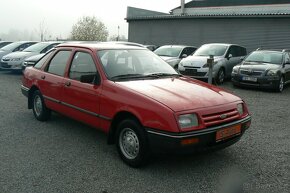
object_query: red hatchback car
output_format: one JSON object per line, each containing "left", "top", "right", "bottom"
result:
{"left": 21, "top": 43, "right": 251, "bottom": 167}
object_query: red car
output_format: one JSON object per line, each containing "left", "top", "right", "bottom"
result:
{"left": 21, "top": 43, "right": 251, "bottom": 167}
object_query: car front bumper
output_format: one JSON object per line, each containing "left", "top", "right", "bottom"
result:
{"left": 146, "top": 115, "right": 251, "bottom": 153}
{"left": 232, "top": 74, "right": 280, "bottom": 89}
{"left": 0, "top": 61, "right": 22, "bottom": 71}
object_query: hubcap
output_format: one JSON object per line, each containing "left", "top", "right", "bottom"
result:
{"left": 119, "top": 128, "right": 139, "bottom": 160}
{"left": 279, "top": 77, "right": 284, "bottom": 92}
{"left": 34, "top": 95, "right": 43, "bottom": 116}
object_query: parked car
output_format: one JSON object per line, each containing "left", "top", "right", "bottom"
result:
{"left": 232, "top": 49, "right": 290, "bottom": 92}
{"left": 21, "top": 43, "right": 251, "bottom": 167}
{"left": 0, "top": 41, "right": 12, "bottom": 49}
{"left": 0, "top": 42, "right": 60, "bottom": 72}
{"left": 22, "top": 53, "right": 45, "bottom": 71}
{"left": 178, "top": 43, "right": 247, "bottom": 84}
{"left": 0, "top": 41, "right": 37, "bottom": 63}
{"left": 145, "top": 45, "right": 158, "bottom": 51}
{"left": 154, "top": 45, "right": 197, "bottom": 69}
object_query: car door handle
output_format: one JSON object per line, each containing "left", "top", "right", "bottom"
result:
{"left": 64, "top": 81, "right": 71, "bottom": 87}
{"left": 41, "top": 75, "right": 45, "bottom": 79}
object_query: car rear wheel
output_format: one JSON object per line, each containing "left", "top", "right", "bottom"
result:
{"left": 116, "top": 119, "right": 150, "bottom": 167}
{"left": 276, "top": 76, "right": 284, "bottom": 92}
{"left": 215, "top": 68, "right": 225, "bottom": 84}
{"left": 32, "top": 90, "right": 51, "bottom": 121}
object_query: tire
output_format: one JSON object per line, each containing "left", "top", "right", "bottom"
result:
{"left": 32, "top": 90, "right": 51, "bottom": 121}
{"left": 215, "top": 68, "right": 225, "bottom": 85}
{"left": 275, "top": 76, "right": 284, "bottom": 92}
{"left": 116, "top": 119, "right": 150, "bottom": 167}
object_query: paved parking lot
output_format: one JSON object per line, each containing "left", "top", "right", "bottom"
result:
{"left": 0, "top": 71, "right": 289, "bottom": 193}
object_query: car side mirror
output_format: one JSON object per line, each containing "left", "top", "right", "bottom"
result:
{"left": 240, "top": 56, "right": 245, "bottom": 61}
{"left": 80, "top": 73, "right": 101, "bottom": 85}
{"left": 181, "top": 54, "right": 187, "bottom": 58}
{"left": 227, "top": 54, "right": 233, "bottom": 60}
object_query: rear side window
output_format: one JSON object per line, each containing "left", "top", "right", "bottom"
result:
{"left": 227, "top": 46, "right": 247, "bottom": 57}
{"left": 34, "top": 50, "right": 55, "bottom": 69}
{"left": 69, "top": 52, "right": 97, "bottom": 81}
{"left": 47, "top": 50, "right": 71, "bottom": 76}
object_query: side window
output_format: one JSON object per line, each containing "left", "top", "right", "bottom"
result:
{"left": 34, "top": 50, "right": 55, "bottom": 69}
{"left": 240, "top": 47, "right": 247, "bottom": 56}
{"left": 228, "top": 46, "right": 239, "bottom": 57}
{"left": 47, "top": 50, "right": 71, "bottom": 76}
{"left": 182, "top": 47, "right": 196, "bottom": 56}
{"left": 69, "top": 52, "right": 97, "bottom": 82}
{"left": 284, "top": 53, "right": 290, "bottom": 63}
{"left": 41, "top": 43, "right": 58, "bottom": 54}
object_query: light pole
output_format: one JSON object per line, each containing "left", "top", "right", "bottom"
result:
{"left": 117, "top": 25, "right": 120, "bottom": 41}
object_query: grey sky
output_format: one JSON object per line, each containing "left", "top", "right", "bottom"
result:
{"left": 0, "top": 0, "right": 184, "bottom": 41}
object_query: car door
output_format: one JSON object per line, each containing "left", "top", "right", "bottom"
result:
{"left": 61, "top": 49, "right": 102, "bottom": 129}
{"left": 225, "top": 46, "right": 241, "bottom": 76}
{"left": 38, "top": 49, "right": 72, "bottom": 111}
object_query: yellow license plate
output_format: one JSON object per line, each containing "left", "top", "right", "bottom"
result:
{"left": 216, "top": 124, "right": 241, "bottom": 142}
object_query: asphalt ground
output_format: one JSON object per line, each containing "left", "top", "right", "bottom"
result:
{"left": 0, "top": 71, "right": 289, "bottom": 193}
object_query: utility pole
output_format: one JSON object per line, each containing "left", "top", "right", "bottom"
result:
{"left": 117, "top": 26, "right": 120, "bottom": 41}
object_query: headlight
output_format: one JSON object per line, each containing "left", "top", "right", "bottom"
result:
{"left": 237, "top": 103, "right": 244, "bottom": 115}
{"left": 232, "top": 67, "right": 239, "bottom": 74}
{"left": 11, "top": 58, "right": 21, "bottom": 61}
{"left": 266, "top": 69, "right": 278, "bottom": 76}
{"left": 178, "top": 114, "right": 199, "bottom": 129}
{"left": 23, "top": 61, "right": 35, "bottom": 66}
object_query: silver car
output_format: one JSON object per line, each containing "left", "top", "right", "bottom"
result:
{"left": 0, "top": 42, "right": 60, "bottom": 72}
{"left": 154, "top": 45, "right": 197, "bottom": 69}
{"left": 178, "top": 43, "right": 247, "bottom": 84}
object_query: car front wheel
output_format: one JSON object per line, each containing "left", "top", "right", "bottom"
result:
{"left": 116, "top": 119, "right": 150, "bottom": 167}
{"left": 32, "top": 90, "right": 51, "bottom": 121}
{"left": 276, "top": 76, "right": 284, "bottom": 92}
{"left": 215, "top": 68, "right": 225, "bottom": 84}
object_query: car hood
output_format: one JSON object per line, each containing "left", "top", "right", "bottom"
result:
{"left": 241, "top": 62, "right": 281, "bottom": 71}
{"left": 159, "top": 56, "right": 178, "bottom": 61}
{"left": 25, "top": 53, "right": 45, "bottom": 62}
{"left": 181, "top": 56, "right": 224, "bottom": 67}
{"left": 3, "top": 51, "right": 37, "bottom": 59}
{"left": 117, "top": 77, "right": 240, "bottom": 112}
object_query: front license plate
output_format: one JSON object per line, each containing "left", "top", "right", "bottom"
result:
{"left": 216, "top": 124, "right": 241, "bottom": 142}
{"left": 242, "top": 76, "right": 257, "bottom": 82}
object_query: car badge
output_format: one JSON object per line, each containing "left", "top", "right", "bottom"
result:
{"left": 220, "top": 114, "right": 227, "bottom": 119}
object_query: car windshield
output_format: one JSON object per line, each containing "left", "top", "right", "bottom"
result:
{"left": 0, "top": 42, "right": 23, "bottom": 51}
{"left": 154, "top": 46, "right": 183, "bottom": 57}
{"left": 23, "top": 42, "right": 50, "bottom": 53}
{"left": 244, "top": 51, "right": 283, "bottom": 65}
{"left": 97, "top": 49, "right": 178, "bottom": 80}
{"left": 194, "top": 44, "right": 228, "bottom": 56}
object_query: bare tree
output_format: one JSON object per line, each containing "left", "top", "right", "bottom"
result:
{"left": 36, "top": 20, "right": 48, "bottom": 41}
{"left": 70, "top": 16, "right": 108, "bottom": 41}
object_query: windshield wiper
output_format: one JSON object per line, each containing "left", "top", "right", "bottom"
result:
{"left": 146, "top": 73, "right": 181, "bottom": 78}
{"left": 110, "top": 74, "right": 146, "bottom": 81}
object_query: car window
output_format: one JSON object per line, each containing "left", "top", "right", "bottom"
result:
{"left": 69, "top": 52, "right": 97, "bottom": 82}
{"left": 14, "top": 42, "right": 35, "bottom": 52}
{"left": 227, "top": 46, "right": 240, "bottom": 57}
{"left": 154, "top": 46, "right": 183, "bottom": 57}
{"left": 181, "top": 47, "right": 196, "bottom": 57}
{"left": 34, "top": 50, "right": 55, "bottom": 69}
{"left": 245, "top": 51, "right": 283, "bottom": 65}
{"left": 41, "top": 43, "right": 59, "bottom": 54}
{"left": 46, "top": 50, "right": 71, "bottom": 76}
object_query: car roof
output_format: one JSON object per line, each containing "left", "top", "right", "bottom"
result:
{"left": 255, "top": 49, "right": 290, "bottom": 53}
{"left": 56, "top": 42, "right": 147, "bottom": 50}
{"left": 157, "top": 45, "right": 196, "bottom": 48}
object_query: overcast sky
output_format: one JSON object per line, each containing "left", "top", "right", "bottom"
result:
{"left": 0, "top": 0, "right": 185, "bottom": 40}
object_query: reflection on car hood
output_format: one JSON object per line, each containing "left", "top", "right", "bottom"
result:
{"left": 159, "top": 56, "right": 178, "bottom": 61}
{"left": 3, "top": 51, "right": 37, "bottom": 59}
{"left": 24, "top": 53, "right": 45, "bottom": 62}
{"left": 181, "top": 56, "right": 224, "bottom": 67}
{"left": 241, "top": 62, "right": 281, "bottom": 71}
{"left": 117, "top": 77, "right": 240, "bottom": 112}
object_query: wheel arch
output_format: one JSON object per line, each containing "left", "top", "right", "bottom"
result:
{"left": 107, "top": 111, "right": 143, "bottom": 145}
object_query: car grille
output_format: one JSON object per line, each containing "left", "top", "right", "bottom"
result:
{"left": 180, "top": 68, "right": 207, "bottom": 77}
{"left": 2, "top": 58, "right": 10, "bottom": 62}
{"left": 240, "top": 69, "right": 263, "bottom": 76}
{"left": 201, "top": 108, "right": 240, "bottom": 127}
{"left": 0, "top": 62, "right": 11, "bottom": 68}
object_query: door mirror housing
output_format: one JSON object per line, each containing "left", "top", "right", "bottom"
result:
{"left": 181, "top": 54, "right": 188, "bottom": 58}
{"left": 240, "top": 56, "right": 245, "bottom": 61}
{"left": 80, "top": 73, "right": 101, "bottom": 85}
{"left": 227, "top": 54, "right": 233, "bottom": 60}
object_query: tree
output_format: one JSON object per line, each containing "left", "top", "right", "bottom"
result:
{"left": 70, "top": 16, "right": 108, "bottom": 41}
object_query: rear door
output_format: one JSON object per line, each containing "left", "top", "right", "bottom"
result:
{"left": 284, "top": 53, "right": 290, "bottom": 82}
{"left": 60, "top": 49, "right": 102, "bottom": 129}
{"left": 38, "top": 49, "right": 72, "bottom": 111}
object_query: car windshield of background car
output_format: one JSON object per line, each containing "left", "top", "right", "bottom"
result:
{"left": 97, "top": 49, "right": 178, "bottom": 80}
{"left": 244, "top": 51, "right": 283, "bottom": 65}
{"left": 154, "top": 46, "right": 183, "bottom": 57}
{"left": 194, "top": 45, "right": 228, "bottom": 56}
{"left": 0, "top": 42, "right": 23, "bottom": 52}
{"left": 23, "top": 42, "right": 50, "bottom": 53}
